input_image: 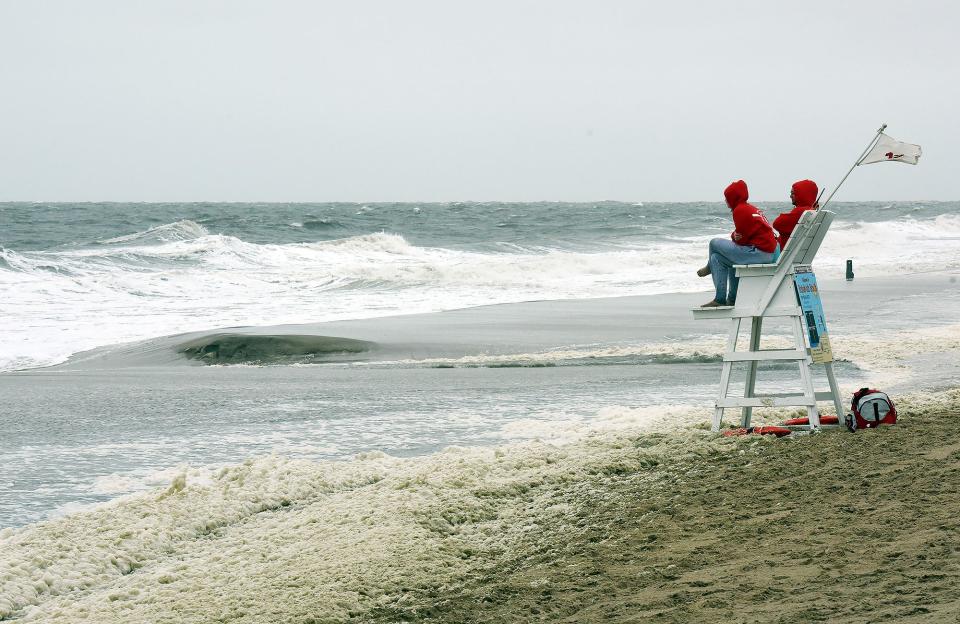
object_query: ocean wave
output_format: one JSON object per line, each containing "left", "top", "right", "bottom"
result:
{"left": 302, "top": 218, "right": 342, "bottom": 230}
{"left": 9, "top": 213, "right": 960, "bottom": 280}
{"left": 2, "top": 214, "right": 959, "bottom": 372}
{"left": 818, "top": 214, "right": 960, "bottom": 275}
{"left": 97, "top": 219, "right": 209, "bottom": 245}
{"left": 313, "top": 231, "right": 419, "bottom": 255}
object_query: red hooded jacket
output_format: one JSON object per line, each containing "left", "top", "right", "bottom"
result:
{"left": 724, "top": 180, "right": 777, "bottom": 253}
{"left": 773, "top": 180, "right": 818, "bottom": 249}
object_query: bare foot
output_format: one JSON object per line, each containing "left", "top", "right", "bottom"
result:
{"left": 697, "top": 265, "right": 711, "bottom": 277}
{"left": 700, "top": 300, "right": 724, "bottom": 308}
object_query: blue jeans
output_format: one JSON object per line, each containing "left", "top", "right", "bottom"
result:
{"left": 707, "top": 238, "right": 779, "bottom": 304}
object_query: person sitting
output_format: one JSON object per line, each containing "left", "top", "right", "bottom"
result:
{"left": 773, "top": 179, "right": 818, "bottom": 249}
{"left": 697, "top": 180, "right": 780, "bottom": 307}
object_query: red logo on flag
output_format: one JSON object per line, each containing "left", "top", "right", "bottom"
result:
{"left": 885, "top": 152, "right": 904, "bottom": 160}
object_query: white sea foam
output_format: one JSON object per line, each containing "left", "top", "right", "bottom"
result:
{"left": 817, "top": 215, "right": 960, "bottom": 275}
{"left": 2, "top": 216, "right": 958, "bottom": 371}
{"left": 376, "top": 322, "right": 960, "bottom": 388}
{"left": 8, "top": 384, "right": 960, "bottom": 621}
{"left": 0, "top": 407, "right": 720, "bottom": 621}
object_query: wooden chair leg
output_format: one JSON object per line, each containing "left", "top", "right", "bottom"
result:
{"left": 741, "top": 316, "right": 762, "bottom": 428}
{"left": 824, "top": 361, "right": 845, "bottom": 420}
{"left": 792, "top": 315, "right": 820, "bottom": 429}
{"left": 713, "top": 317, "right": 741, "bottom": 432}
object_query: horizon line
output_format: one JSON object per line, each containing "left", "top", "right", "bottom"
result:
{"left": 1, "top": 198, "right": 955, "bottom": 205}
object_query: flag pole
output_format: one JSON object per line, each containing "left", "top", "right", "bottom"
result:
{"left": 818, "top": 123, "right": 887, "bottom": 211}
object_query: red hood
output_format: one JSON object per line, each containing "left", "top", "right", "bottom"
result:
{"left": 791, "top": 179, "right": 818, "bottom": 207}
{"left": 724, "top": 180, "right": 749, "bottom": 209}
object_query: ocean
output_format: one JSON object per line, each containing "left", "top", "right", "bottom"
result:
{"left": 1, "top": 200, "right": 960, "bottom": 620}
{"left": 3, "top": 200, "right": 959, "bottom": 373}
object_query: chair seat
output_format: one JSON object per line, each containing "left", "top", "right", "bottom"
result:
{"left": 733, "top": 263, "right": 781, "bottom": 277}
{"left": 732, "top": 263, "right": 778, "bottom": 269}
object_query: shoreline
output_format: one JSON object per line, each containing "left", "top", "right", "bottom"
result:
{"left": 25, "top": 270, "right": 960, "bottom": 372}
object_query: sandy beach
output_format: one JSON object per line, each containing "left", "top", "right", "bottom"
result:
{"left": 2, "top": 389, "right": 958, "bottom": 623}
{"left": 395, "top": 390, "right": 960, "bottom": 624}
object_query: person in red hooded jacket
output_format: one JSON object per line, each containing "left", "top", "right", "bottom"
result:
{"left": 773, "top": 179, "right": 818, "bottom": 249}
{"left": 697, "top": 180, "right": 780, "bottom": 307}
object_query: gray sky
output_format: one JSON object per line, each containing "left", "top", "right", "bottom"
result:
{"left": 1, "top": 0, "right": 957, "bottom": 202}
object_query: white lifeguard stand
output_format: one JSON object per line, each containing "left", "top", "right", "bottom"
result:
{"left": 692, "top": 210, "right": 845, "bottom": 432}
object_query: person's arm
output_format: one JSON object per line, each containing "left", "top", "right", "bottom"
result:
{"left": 731, "top": 205, "right": 750, "bottom": 243}
{"left": 772, "top": 211, "right": 791, "bottom": 233}
{"left": 773, "top": 207, "right": 802, "bottom": 239}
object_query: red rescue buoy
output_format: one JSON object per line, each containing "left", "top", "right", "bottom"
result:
{"left": 781, "top": 415, "right": 839, "bottom": 426}
{"left": 722, "top": 426, "right": 792, "bottom": 437}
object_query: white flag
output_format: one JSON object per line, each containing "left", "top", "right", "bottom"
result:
{"left": 859, "top": 133, "right": 922, "bottom": 165}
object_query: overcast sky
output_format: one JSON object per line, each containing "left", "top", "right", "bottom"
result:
{"left": 1, "top": 1, "right": 957, "bottom": 202}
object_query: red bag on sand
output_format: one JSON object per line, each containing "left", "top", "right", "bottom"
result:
{"left": 845, "top": 388, "right": 897, "bottom": 431}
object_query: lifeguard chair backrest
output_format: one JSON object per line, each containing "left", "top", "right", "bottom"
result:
{"left": 784, "top": 210, "right": 834, "bottom": 266}
{"left": 777, "top": 210, "right": 810, "bottom": 258}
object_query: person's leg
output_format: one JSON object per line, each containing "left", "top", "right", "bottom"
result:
{"left": 708, "top": 239, "right": 775, "bottom": 304}
{"left": 705, "top": 239, "right": 735, "bottom": 303}
{"left": 697, "top": 239, "right": 720, "bottom": 277}
{"left": 708, "top": 250, "right": 729, "bottom": 303}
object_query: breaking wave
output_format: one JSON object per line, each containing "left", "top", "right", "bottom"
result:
{"left": 97, "top": 219, "right": 209, "bottom": 245}
{"left": 2, "top": 214, "right": 959, "bottom": 371}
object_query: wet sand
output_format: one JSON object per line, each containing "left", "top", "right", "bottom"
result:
{"left": 43, "top": 271, "right": 960, "bottom": 376}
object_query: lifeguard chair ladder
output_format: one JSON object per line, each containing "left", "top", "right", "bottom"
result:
{"left": 692, "top": 210, "right": 845, "bottom": 432}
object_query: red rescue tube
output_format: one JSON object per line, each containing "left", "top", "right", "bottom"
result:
{"left": 781, "top": 415, "right": 839, "bottom": 426}
{"left": 722, "top": 426, "right": 792, "bottom": 437}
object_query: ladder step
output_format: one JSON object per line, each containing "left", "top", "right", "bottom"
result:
{"left": 752, "top": 391, "right": 839, "bottom": 401}
{"left": 723, "top": 349, "right": 807, "bottom": 362}
{"left": 716, "top": 397, "right": 817, "bottom": 408}
{"left": 691, "top": 305, "right": 801, "bottom": 321}
{"left": 730, "top": 305, "right": 802, "bottom": 319}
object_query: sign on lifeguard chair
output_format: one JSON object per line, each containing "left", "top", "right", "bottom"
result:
{"left": 692, "top": 210, "right": 845, "bottom": 432}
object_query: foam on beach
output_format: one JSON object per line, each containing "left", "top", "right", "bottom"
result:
{"left": 364, "top": 323, "right": 960, "bottom": 387}
{"left": 3, "top": 388, "right": 960, "bottom": 623}
{"left": 0, "top": 418, "right": 718, "bottom": 622}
